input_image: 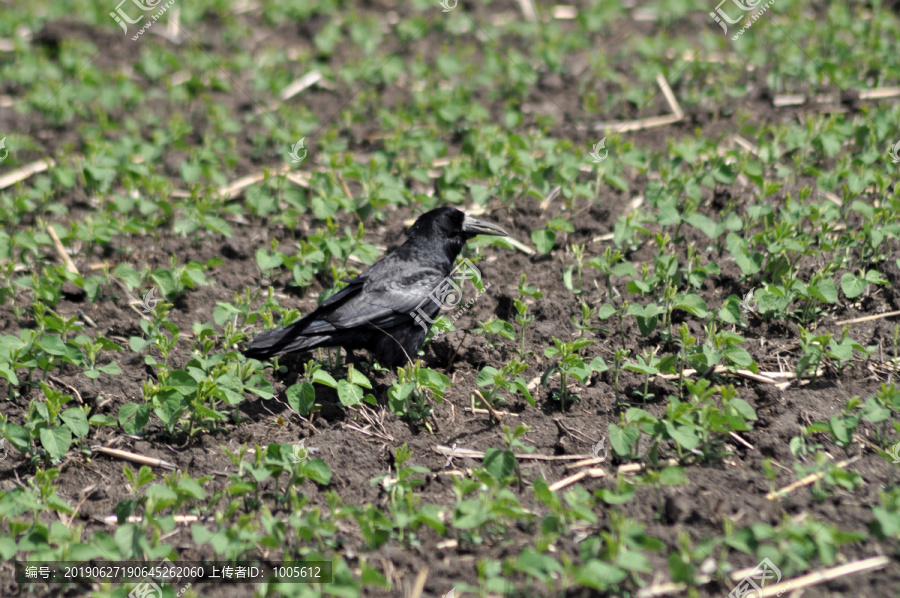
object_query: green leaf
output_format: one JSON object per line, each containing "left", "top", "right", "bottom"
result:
{"left": 814, "top": 131, "right": 842, "bottom": 157}
{"left": 311, "top": 369, "right": 338, "bottom": 388}
{"left": 300, "top": 458, "right": 332, "bottom": 485}
{"left": 665, "top": 421, "right": 699, "bottom": 450}
{"left": 840, "top": 273, "right": 866, "bottom": 299}
{"left": 153, "top": 391, "right": 185, "bottom": 427}
{"left": 659, "top": 466, "right": 688, "bottom": 485}
{"left": 723, "top": 345, "right": 754, "bottom": 368}
{"left": 575, "top": 560, "right": 627, "bottom": 590}
{"left": 0, "top": 537, "right": 17, "bottom": 560}
{"left": 563, "top": 265, "right": 576, "bottom": 292}
{"left": 213, "top": 302, "right": 241, "bottom": 326}
{"left": 214, "top": 373, "right": 244, "bottom": 405}
{"left": 547, "top": 216, "right": 574, "bottom": 232}
{"left": 0, "top": 362, "right": 18, "bottom": 386}
{"left": 608, "top": 423, "right": 638, "bottom": 456}
{"left": 286, "top": 382, "right": 316, "bottom": 416}
{"left": 865, "top": 270, "right": 888, "bottom": 285}
{"left": 88, "top": 414, "right": 118, "bottom": 427}
{"left": 483, "top": 448, "right": 516, "bottom": 480}
{"left": 634, "top": 314, "right": 658, "bottom": 337}
{"left": 511, "top": 378, "right": 536, "bottom": 406}
{"left": 255, "top": 248, "right": 284, "bottom": 270}
{"left": 348, "top": 368, "right": 372, "bottom": 389}
{"left": 674, "top": 294, "right": 708, "bottom": 318}
{"left": 861, "top": 396, "right": 891, "bottom": 424}
{"left": 166, "top": 370, "right": 198, "bottom": 396}
{"left": 48, "top": 491, "right": 74, "bottom": 515}
{"left": 685, "top": 212, "right": 724, "bottom": 239}
{"left": 597, "top": 304, "right": 617, "bottom": 320}
{"left": 177, "top": 478, "right": 206, "bottom": 500}
{"left": 129, "top": 337, "right": 149, "bottom": 352}
{"left": 616, "top": 549, "right": 652, "bottom": 573}
{"left": 610, "top": 262, "right": 637, "bottom": 277}
{"left": 244, "top": 374, "right": 274, "bottom": 400}
{"left": 60, "top": 408, "right": 89, "bottom": 438}
{"left": 191, "top": 524, "right": 217, "bottom": 546}
{"left": 531, "top": 229, "right": 556, "bottom": 254}
{"left": 872, "top": 506, "right": 900, "bottom": 538}
{"left": 4, "top": 423, "right": 30, "bottom": 453}
{"left": 113, "top": 264, "right": 142, "bottom": 290}
{"left": 38, "top": 335, "right": 67, "bottom": 356}
{"left": 337, "top": 380, "right": 363, "bottom": 407}
{"left": 829, "top": 415, "right": 852, "bottom": 444}
{"left": 656, "top": 199, "right": 681, "bottom": 227}
{"left": 151, "top": 269, "right": 178, "bottom": 298}
{"left": 597, "top": 486, "right": 635, "bottom": 505}
{"left": 728, "top": 398, "right": 758, "bottom": 421}
{"left": 99, "top": 361, "right": 122, "bottom": 376}
{"left": 810, "top": 277, "right": 838, "bottom": 304}
{"left": 118, "top": 403, "right": 150, "bottom": 435}
{"left": 719, "top": 295, "right": 743, "bottom": 324}
{"left": 514, "top": 547, "right": 562, "bottom": 582}
{"left": 477, "top": 366, "right": 499, "bottom": 387}
{"left": 589, "top": 356, "right": 609, "bottom": 373}
{"left": 727, "top": 233, "right": 761, "bottom": 275}
{"left": 40, "top": 427, "right": 72, "bottom": 461}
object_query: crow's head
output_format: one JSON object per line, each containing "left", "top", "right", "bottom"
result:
{"left": 407, "top": 207, "right": 508, "bottom": 243}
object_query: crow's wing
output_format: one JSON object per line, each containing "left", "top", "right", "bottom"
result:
{"left": 318, "top": 273, "right": 367, "bottom": 308}
{"left": 323, "top": 265, "right": 449, "bottom": 329}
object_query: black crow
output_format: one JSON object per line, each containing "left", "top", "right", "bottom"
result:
{"left": 242, "top": 207, "right": 508, "bottom": 366}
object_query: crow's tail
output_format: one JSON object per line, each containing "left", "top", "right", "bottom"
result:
{"left": 241, "top": 321, "right": 332, "bottom": 360}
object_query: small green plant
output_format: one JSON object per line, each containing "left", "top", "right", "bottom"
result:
{"left": 563, "top": 243, "right": 587, "bottom": 294}
{"left": 531, "top": 216, "right": 573, "bottom": 255}
{"left": 572, "top": 301, "right": 606, "bottom": 338}
{"left": 624, "top": 348, "right": 676, "bottom": 403}
{"left": 543, "top": 338, "right": 607, "bottom": 411}
{"left": 387, "top": 361, "right": 449, "bottom": 429}
{"left": 476, "top": 358, "right": 534, "bottom": 408}
{"left": 476, "top": 317, "right": 516, "bottom": 350}
{"left": 3, "top": 382, "right": 88, "bottom": 464}
{"left": 587, "top": 247, "right": 631, "bottom": 301}
{"left": 370, "top": 444, "right": 441, "bottom": 546}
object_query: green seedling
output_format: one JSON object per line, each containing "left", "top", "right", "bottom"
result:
{"left": 543, "top": 338, "right": 607, "bottom": 411}
{"left": 476, "top": 358, "right": 534, "bottom": 408}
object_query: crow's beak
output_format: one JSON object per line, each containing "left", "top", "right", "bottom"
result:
{"left": 462, "top": 214, "right": 508, "bottom": 237}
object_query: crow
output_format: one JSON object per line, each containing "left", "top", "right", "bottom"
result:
{"left": 242, "top": 207, "right": 508, "bottom": 366}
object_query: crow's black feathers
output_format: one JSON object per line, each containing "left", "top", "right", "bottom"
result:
{"left": 242, "top": 207, "right": 507, "bottom": 366}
